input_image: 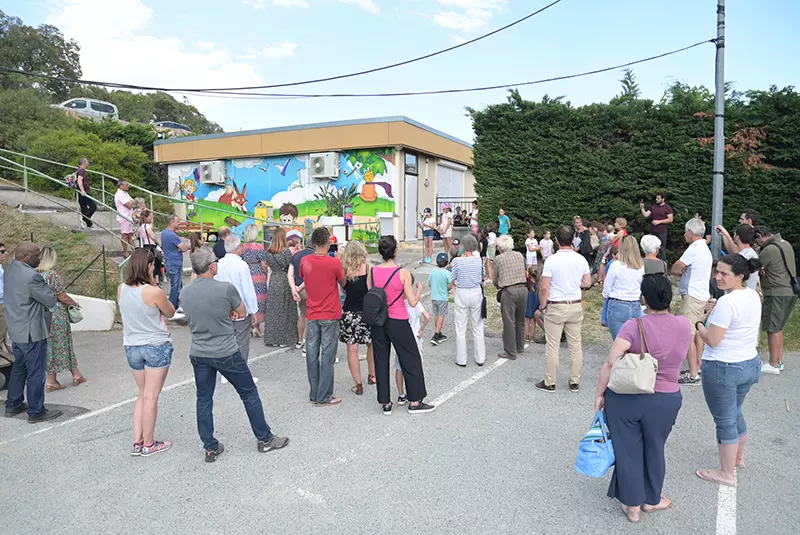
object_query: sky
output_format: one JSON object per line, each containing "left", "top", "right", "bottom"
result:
{"left": 11, "top": 0, "right": 800, "bottom": 143}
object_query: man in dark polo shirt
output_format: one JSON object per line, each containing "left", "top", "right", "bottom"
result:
{"left": 755, "top": 226, "right": 798, "bottom": 375}
{"left": 76, "top": 158, "right": 97, "bottom": 228}
{"left": 640, "top": 193, "right": 673, "bottom": 260}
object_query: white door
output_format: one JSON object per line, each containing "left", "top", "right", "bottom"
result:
{"left": 404, "top": 173, "right": 418, "bottom": 241}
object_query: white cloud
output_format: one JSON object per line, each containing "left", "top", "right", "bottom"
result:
{"left": 46, "top": 0, "right": 265, "bottom": 118}
{"left": 451, "top": 34, "right": 467, "bottom": 45}
{"left": 244, "top": 0, "right": 310, "bottom": 8}
{"left": 231, "top": 158, "right": 265, "bottom": 169}
{"left": 337, "top": 0, "right": 380, "bottom": 14}
{"left": 238, "top": 47, "right": 262, "bottom": 60}
{"left": 433, "top": 9, "right": 492, "bottom": 32}
{"left": 433, "top": 0, "right": 506, "bottom": 33}
{"left": 263, "top": 41, "right": 298, "bottom": 59}
{"left": 197, "top": 41, "right": 216, "bottom": 51}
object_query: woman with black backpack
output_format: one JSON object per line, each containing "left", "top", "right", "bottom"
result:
{"left": 369, "top": 236, "right": 435, "bottom": 416}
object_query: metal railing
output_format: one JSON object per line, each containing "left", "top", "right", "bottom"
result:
{"left": 64, "top": 246, "right": 111, "bottom": 301}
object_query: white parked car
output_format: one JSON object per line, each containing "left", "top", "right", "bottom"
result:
{"left": 53, "top": 98, "right": 120, "bottom": 121}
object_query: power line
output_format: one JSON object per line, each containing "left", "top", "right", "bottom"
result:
{"left": 0, "top": 0, "right": 564, "bottom": 93}
{"left": 0, "top": 39, "right": 714, "bottom": 100}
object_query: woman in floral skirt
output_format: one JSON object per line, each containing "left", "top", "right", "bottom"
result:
{"left": 339, "top": 241, "right": 375, "bottom": 394}
{"left": 241, "top": 224, "right": 268, "bottom": 337}
{"left": 37, "top": 247, "right": 87, "bottom": 392}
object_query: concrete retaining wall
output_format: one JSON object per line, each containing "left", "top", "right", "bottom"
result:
{"left": 72, "top": 295, "right": 117, "bottom": 332}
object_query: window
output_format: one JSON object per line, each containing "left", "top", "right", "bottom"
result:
{"left": 67, "top": 100, "right": 87, "bottom": 109}
{"left": 405, "top": 152, "right": 418, "bottom": 175}
{"left": 90, "top": 102, "right": 115, "bottom": 114}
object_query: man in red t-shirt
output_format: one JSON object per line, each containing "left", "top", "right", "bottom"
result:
{"left": 640, "top": 193, "right": 674, "bottom": 260}
{"left": 299, "top": 227, "right": 345, "bottom": 407}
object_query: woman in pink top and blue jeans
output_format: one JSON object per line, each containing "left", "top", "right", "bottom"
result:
{"left": 371, "top": 236, "right": 435, "bottom": 416}
{"left": 594, "top": 275, "right": 692, "bottom": 523}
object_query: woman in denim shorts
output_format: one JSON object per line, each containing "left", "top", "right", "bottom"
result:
{"left": 695, "top": 254, "right": 762, "bottom": 487}
{"left": 118, "top": 249, "right": 177, "bottom": 457}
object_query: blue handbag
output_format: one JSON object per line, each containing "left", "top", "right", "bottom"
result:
{"left": 575, "top": 410, "right": 615, "bottom": 478}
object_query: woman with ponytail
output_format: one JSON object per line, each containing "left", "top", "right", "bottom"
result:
{"left": 695, "top": 254, "right": 762, "bottom": 488}
{"left": 594, "top": 274, "right": 692, "bottom": 522}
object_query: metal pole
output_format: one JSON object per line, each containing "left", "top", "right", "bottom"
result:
{"left": 710, "top": 0, "right": 726, "bottom": 260}
{"left": 22, "top": 155, "right": 28, "bottom": 207}
{"left": 102, "top": 245, "right": 108, "bottom": 300}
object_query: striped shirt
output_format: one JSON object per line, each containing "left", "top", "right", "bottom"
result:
{"left": 450, "top": 256, "right": 483, "bottom": 289}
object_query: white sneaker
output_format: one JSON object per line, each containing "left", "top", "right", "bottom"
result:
{"left": 221, "top": 376, "right": 229, "bottom": 384}
{"left": 169, "top": 312, "right": 185, "bottom": 321}
{"left": 777, "top": 361, "right": 785, "bottom": 371}
{"left": 762, "top": 362, "right": 781, "bottom": 375}
{"left": 335, "top": 356, "right": 340, "bottom": 364}
{"left": 176, "top": 307, "right": 184, "bottom": 314}
{"left": 295, "top": 339, "right": 305, "bottom": 350}
{"left": 524, "top": 343, "right": 531, "bottom": 349}
{"left": 252, "top": 376, "right": 259, "bottom": 384}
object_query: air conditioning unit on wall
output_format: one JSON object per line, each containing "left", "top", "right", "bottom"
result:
{"left": 309, "top": 152, "right": 339, "bottom": 179}
{"left": 199, "top": 160, "right": 226, "bottom": 184}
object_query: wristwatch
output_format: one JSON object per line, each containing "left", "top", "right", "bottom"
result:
{"left": 695, "top": 321, "right": 705, "bottom": 331}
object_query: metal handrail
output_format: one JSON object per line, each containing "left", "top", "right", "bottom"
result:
{"left": 0, "top": 155, "right": 135, "bottom": 226}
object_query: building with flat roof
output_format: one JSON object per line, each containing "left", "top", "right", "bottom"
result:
{"left": 153, "top": 116, "right": 475, "bottom": 241}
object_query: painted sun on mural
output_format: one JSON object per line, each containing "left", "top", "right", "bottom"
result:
{"left": 169, "top": 149, "right": 396, "bottom": 235}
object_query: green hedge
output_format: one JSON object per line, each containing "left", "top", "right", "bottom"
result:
{"left": 470, "top": 85, "right": 800, "bottom": 260}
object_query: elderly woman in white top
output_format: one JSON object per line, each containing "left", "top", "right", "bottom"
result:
{"left": 603, "top": 235, "right": 644, "bottom": 339}
{"left": 449, "top": 234, "right": 486, "bottom": 367}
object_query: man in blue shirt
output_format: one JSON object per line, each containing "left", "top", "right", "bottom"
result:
{"left": 0, "top": 242, "right": 9, "bottom": 358}
{"left": 161, "top": 215, "right": 189, "bottom": 310}
{"left": 498, "top": 208, "right": 511, "bottom": 236}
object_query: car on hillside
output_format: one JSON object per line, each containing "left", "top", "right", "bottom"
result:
{"left": 154, "top": 121, "right": 193, "bottom": 136}
{"left": 52, "top": 98, "right": 120, "bottom": 121}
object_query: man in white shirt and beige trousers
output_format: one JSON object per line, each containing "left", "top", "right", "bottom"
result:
{"left": 535, "top": 226, "right": 592, "bottom": 393}
{"left": 215, "top": 236, "right": 260, "bottom": 383}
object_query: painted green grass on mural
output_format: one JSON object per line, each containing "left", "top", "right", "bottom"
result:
{"left": 298, "top": 198, "right": 395, "bottom": 218}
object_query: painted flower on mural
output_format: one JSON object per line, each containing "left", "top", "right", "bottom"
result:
{"left": 346, "top": 150, "right": 395, "bottom": 203}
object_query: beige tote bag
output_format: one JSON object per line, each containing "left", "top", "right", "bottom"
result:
{"left": 608, "top": 318, "right": 658, "bottom": 394}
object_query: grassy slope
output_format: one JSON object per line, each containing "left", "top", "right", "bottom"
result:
{"left": 0, "top": 203, "right": 111, "bottom": 300}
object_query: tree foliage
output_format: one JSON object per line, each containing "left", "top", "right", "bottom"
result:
{"left": 470, "top": 81, "right": 800, "bottom": 257}
{"left": 0, "top": 10, "right": 81, "bottom": 99}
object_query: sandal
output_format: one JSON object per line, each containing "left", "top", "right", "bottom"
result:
{"left": 351, "top": 383, "right": 363, "bottom": 395}
{"left": 72, "top": 376, "right": 87, "bottom": 387}
{"left": 314, "top": 397, "right": 343, "bottom": 407}
{"left": 696, "top": 469, "right": 735, "bottom": 487}
{"left": 46, "top": 382, "right": 66, "bottom": 393}
{"left": 642, "top": 497, "right": 673, "bottom": 513}
{"left": 367, "top": 375, "right": 376, "bottom": 385}
{"left": 623, "top": 505, "right": 643, "bottom": 524}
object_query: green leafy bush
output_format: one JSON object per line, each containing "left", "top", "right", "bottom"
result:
{"left": 470, "top": 85, "right": 800, "bottom": 258}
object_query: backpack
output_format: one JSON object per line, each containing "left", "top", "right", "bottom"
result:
{"left": 362, "top": 268, "right": 403, "bottom": 327}
{"left": 65, "top": 172, "right": 78, "bottom": 189}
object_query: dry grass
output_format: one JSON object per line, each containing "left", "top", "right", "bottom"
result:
{"left": 0, "top": 203, "right": 112, "bottom": 299}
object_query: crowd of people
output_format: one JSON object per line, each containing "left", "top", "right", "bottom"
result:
{"left": 2, "top": 192, "right": 797, "bottom": 522}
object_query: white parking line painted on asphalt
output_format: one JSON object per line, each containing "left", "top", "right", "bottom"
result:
{"left": 291, "top": 357, "right": 509, "bottom": 503}
{"left": 716, "top": 472, "right": 737, "bottom": 535}
{"left": 0, "top": 346, "right": 292, "bottom": 448}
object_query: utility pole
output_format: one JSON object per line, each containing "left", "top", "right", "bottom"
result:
{"left": 710, "top": 0, "right": 726, "bottom": 260}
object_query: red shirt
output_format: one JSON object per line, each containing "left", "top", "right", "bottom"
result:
{"left": 613, "top": 228, "right": 628, "bottom": 247}
{"left": 299, "top": 254, "right": 344, "bottom": 320}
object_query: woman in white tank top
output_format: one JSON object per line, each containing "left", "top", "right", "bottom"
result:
{"left": 118, "top": 248, "right": 176, "bottom": 457}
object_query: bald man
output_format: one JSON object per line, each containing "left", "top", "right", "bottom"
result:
{"left": 4, "top": 242, "right": 62, "bottom": 423}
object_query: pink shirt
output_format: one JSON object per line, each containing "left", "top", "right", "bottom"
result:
{"left": 372, "top": 267, "right": 407, "bottom": 320}
{"left": 617, "top": 314, "right": 691, "bottom": 393}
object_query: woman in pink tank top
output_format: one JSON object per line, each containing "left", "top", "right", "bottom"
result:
{"left": 371, "top": 236, "right": 435, "bottom": 416}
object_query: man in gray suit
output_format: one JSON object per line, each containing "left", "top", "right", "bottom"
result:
{"left": 4, "top": 242, "right": 62, "bottom": 423}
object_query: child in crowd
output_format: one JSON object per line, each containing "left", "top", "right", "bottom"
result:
{"left": 430, "top": 253, "right": 452, "bottom": 345}
{"left": 525, "top": 229, "right": 539, "bottom": 267}
{"left": 487, "top": 223, "right": 498, "bottom": 260}
{"left": 597, "top": 224, "right": 616, "bottom": 282}
{"left": 539, "top": 230, "right": 553, "bottom": 261}
{"left": 525, "top": 266, "right": 545, "bottom": 343}
{"left": 396, "top": 275, "right": 430, "bottom": 405}
{"left": 497, "top": 208, "right": 510, "bottom": 235}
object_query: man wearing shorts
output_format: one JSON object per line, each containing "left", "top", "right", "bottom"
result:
{"left": 114, "top": 181, "right": 136, "bottom": 257}
{"left": 671, "top": 217, "right": 712, "bottom": 386}
{"left": 755, "top": 226, "right": 798, "bottom": 375}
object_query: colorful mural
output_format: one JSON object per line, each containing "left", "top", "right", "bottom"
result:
{"left": 168, "top": 149, "right": 397, "bottom": 236}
